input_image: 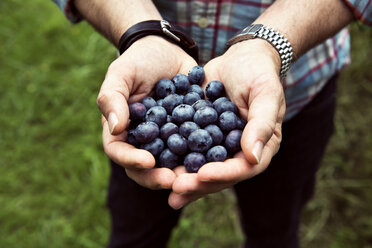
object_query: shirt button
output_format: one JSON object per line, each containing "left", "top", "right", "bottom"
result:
{"left": 197, "top": 17, "right": 209, "bottom": 28}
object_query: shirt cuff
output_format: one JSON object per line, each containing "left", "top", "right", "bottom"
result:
{"left": 52, "top": 0, "right": 83, "bottom": 23}
{"left": 342, "top": 0, "right": 372, "bottom": 26}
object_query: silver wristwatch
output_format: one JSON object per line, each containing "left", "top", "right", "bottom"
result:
{"left": 226, "top": 24, "right": 293, "bottom": 78}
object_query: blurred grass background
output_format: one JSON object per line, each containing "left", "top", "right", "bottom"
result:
{"left": 0, "top": 0, "right": 371, "bottom": 247}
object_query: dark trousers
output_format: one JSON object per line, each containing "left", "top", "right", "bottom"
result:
{"left": 107, "top": 76, "right": 337, "bottom": 248}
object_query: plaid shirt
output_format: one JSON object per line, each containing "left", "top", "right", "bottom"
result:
{"left": 52, "top": 0, "right": 372, "bottom": 121}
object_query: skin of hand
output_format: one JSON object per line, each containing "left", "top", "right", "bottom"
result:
{"left": 168, "top": 39, "right": 286, "bottom": 209}
{"left": 98, "top": 35, "right": 197, "bottom": 190}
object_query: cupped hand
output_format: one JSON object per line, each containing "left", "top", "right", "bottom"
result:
{"left": 168, "top": 39, "right": 286, "bottom": 209}
{"left": 98, "top": 35, "right": 197, "bottom": 190}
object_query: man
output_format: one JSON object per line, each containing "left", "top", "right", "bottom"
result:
{"left": 52, "top": 0, "right": 371, "bottom": 247}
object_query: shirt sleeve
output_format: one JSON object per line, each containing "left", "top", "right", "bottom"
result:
{"left": 342, "top": 0, "right": 372, "bottom": 26}
{"left": 51, "top": 0, "right": 83, "bottom": 23}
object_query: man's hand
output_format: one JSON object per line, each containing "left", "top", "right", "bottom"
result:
{"left": 99, "top": 36, "right": 197, "bottom": 189}
{"left": 168, "top": 39, "right": 286, "bottom": 209}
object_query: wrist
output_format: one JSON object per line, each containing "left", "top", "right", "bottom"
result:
{"left": 232, "top": 39, "right": 282, "bottom": 75}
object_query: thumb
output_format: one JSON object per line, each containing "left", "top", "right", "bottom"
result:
{"left": 97, "top": 63, "right": 132, "bottom": 135}
{"left": 241, "top": 75, "right": 284, "bottom": 165}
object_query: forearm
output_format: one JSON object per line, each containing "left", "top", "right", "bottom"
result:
{"left": 74, "top": 0, "right": 162, "bottom": 47}
{"left": 254, "top": 0, "right": 354, "bottom": 60}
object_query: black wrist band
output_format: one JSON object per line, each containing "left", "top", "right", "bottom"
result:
{"left": 118, "top": 20, "right": 199, "bottom": 62}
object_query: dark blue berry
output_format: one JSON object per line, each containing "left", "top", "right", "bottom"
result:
{"left": 167, "top": 133, "right": 188, "bottom": 155}
{"left": 188, "top": 66, "right": 205, "bottom": 85}
{"left": 187, "top": 129, "right": 213, "bottom": 153}
{"left": 179, "top": 121, "right": 200, "bottom": 138}
{"left": 213, "top": 97, "right": 229, "bottom": 108}
{"left": 172, "top": 104, "right": 195, "bottom": 124}
{"left": 126, "top": 129, "right": 139, "bottom": 146}
{"left": 155, "top": 79, "right": 176, "bottom": 98}
{"left": 184, "top": 152, "right": 206, "bottom": 173}
{"left": 141, "top": 138, "right": 164, "bottom": 157}
{"left": 183, "top": 92, "right": 201, "bottom": 105}
{"left": 145, "top": 106, "right": 167, "bottom": 127}
{"left": 225, "top": 129, "right": 242, "bottom": 154}
{"left": 162, "top": 94, "right": 183, "bottom": 114}
{"left": 159, "top": 149, "right": 179, "bottom": 169}
{"left": 205, "top": 80, "right": 225, "bottom": 101}
{"left": 193, "top": 106, "right": 218, "bottom": 127}
{"left": 206, "top": 145, "right": 228, "bottom": 162}
{"left": 157, "top": 99, "right": 164, "bottom": 106}
{"left": 129, "top": 102, "right": 146, "bottom": 121}
{"left": 236, "top": 117, "right": 247, "bottom": 130}
{"left": 173, "top": 73, "right": 189, "bottom": 94}
{"left": 160, "top": 122, "right": 179, "bottom": 140}
{"left": 192, "top": 99, "right": 213, "bottom": 111}
{"left": 215, "top": 100, "right": 238, "bottom": 115}
{"left": 187, "top": 84, "right": 204, "bottom": 98}
{"left": 141, "top": 97, "right": 157, "bottom": 110}
{"left": 167, "top": 115, "right": 172, "bottom": 123}
{"left": 134, "top": 122, "right": 159, "bottom": 143}
{"left": 204, "top": 124, "right": 224, "bottom": 145}
{"left": 218, "top": 111, "right": 238, "bottom": 132}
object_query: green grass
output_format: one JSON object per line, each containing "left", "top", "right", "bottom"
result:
{"left": 0, "top": 1, "right": 371, "bottom": 247}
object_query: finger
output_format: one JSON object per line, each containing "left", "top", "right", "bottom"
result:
{"left": 168, "top": 191, "right": 203, "bottom": 210}
{"left": 172, "top": 172, "right": 232, "bottom": 194}
{"left": 97, "top": 62, "right": 132, "bottom": 135}
{"left": 241, "top": 74, "right": 284, "bottom": 165}
{"left": 173, "top": 166, "right": 187, "bottom": 176}
{"left": 102, "top": 121, "right": 155, "bottom": 169}
{"left": 126, "top": 167, "right": 176, "bottom": 190}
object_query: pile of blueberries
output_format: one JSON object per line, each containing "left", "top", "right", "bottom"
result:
{"left": 126, "top": 66, "right": 246, "bottom": 173}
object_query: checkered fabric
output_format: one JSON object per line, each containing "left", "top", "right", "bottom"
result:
{"left": 51, "top": 0, "right": 372, "bottom": 121}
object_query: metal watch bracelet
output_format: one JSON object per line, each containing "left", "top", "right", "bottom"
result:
{"left": 226, "top": 24, "right": 293, "bottom": 78}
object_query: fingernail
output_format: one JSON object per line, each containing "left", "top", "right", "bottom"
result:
{"left": 108, "top": 112, "right": 118, "bottom": 134}
{"left": 252, "top": 141, "right": 263, "bottom": 164}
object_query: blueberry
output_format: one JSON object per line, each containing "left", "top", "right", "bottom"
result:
{"left": 166, "top": 115, "right": 172, "bottom": 123}
{"left": 173, "top": 73, "right": 189, "bottom": 94}
{"left": 156, "top": 99, "right": 164, "bottom": 106}
{"left": 187, "top": 84, "right": 204, "bottom": 98}
{"left": 184, "top": 152, "right": 206, "bottom": 173}
{"left": 179, "top": 121, "right": 200, "bottom": 138}
{"left": 213, "top": 97, "right": 229, "bottom": 108}
{"left": 187, "top": 129, "right": 213, "bottom": 153}
{"left": 159, "top": 148, "right": 179, "bottom": 169}
{"left": 160, "top": 122, "right": 179, "bottom": 140}
{"left": 129, "top": 102, "right": 147, "bottom": 121}
{"left": 188, "top": 66, "right": 205, "bottom": 85}
{"left": 205, "top": 80, "right": 225, "bottom": 101}
{"left": 183, "top": 92, "right": 201, "bottom": 105}
{"left": 215, "top": 100, "right": 238, "bottom": 115}
{"left": 167, "top": 134, "right": 188, "bottom": 155}
{"left": 206, "top": 145, "right": 228, "bottom": 162}
{"left": 162, "top": 94, "right": 184, "bottom": 114}
{"left": 141, "top": 97, "right": 157, "bottom": 110}
{"left": 126, "top": 129, "right": 139, "bottom": 146}
{"left": 225, "top": 129, "right": 242, "bottom": 154}
{"left": 204, "top": 124, "right": 224, "bottom": 145}
{"left": 172, "top": 104, "right": 195, "bottom": 124}
{"left": 236, "top": 117, "right": 247, "bottom": 130}
{"left": 155, "top": 79, "right": 176, "bottom": 98}
{"left": 141, "top": 138, "right": 164, "bottom": 157}
{"left": 145, "top": 106, "right": 167, "bottom": 127}
{"left": 218, "top": 111, "right": 238, "bottom": 132}
{"left": 193, "top": 106, "right": 218, "bottom": 127}
{"left": 192, "top": 99, "right": 213, "bottom": 111}
{"left": 134, "top": 122, "right": 159, "bottom": 143}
